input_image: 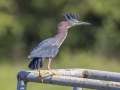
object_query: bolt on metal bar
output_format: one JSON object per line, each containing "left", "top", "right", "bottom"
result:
{"left": 17, "top": 70, "right": 120, "bottom": 90}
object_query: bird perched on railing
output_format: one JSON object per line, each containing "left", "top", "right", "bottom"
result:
{"left": 28, "top": 13, "right": 90, "bottom": 82}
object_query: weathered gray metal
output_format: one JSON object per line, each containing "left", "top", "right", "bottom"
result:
{"left": 17, "top": 69, "right": 120, "bottom": 90}
{"left": 19, "top": 68, "right": 120, "bottom": 82}
{"left": 17, "top": 77, "right": 27, "bottom": 90}
{"left": 53, "top": 68, "right": 120, "bottom": 82}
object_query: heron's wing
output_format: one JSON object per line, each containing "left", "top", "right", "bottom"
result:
{"left": 29, "top": 44, "right": 58, "bottom": 58}
{"left": 33, "top": 38, "right": 55, "bottom": 51}
{"left": 28, "top": 38, "right": 58, "bottom": 58}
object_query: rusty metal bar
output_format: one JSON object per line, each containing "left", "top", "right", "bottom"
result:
{"left": 17, "top": 70, "right": 120, "bottom": 90}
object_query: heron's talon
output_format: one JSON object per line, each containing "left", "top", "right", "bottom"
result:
{"left": 52, "top": 74, "right": 63, "bottom": 79}
{"left": 41, "top": 78, "right": 44, "bottom": 83}
{"left": 41, "top": 72, "right": 49, "bottom": 76}
{"left": 51, "top": 73, "right": 63, "bottom": 79}
{"left": 38, "top": 73, "right": 44, "bottom": 83}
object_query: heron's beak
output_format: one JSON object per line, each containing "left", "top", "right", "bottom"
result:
{"left": 75, "top": 21, "right": 91, "bottom": 25}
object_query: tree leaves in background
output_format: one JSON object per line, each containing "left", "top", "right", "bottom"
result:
{"left": 0, "top": 0, "right": 120, "bottom": 61}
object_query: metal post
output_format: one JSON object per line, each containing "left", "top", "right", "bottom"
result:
{"left": 17, "top": 75, "right": 27, "bottom": 90}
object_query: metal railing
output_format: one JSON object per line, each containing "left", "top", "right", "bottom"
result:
{"left": 17, "top": 68, "right": 120, "bottom": 90}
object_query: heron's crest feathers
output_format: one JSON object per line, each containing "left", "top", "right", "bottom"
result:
{"left": 63, "top": 13, "right": 79, "bottom": 21}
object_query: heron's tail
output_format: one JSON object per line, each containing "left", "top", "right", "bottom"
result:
{"left": 28, "top": 58, "right": 44, "bottom": 70}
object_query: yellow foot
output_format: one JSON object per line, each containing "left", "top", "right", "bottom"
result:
{"left": 41, "top": 72, "right": 49, "bottom": 77}
{"left": 37, "top": 70, "right": 49, "bottom": 83}
{"left": 52, "top": 74, "right": 63, "bottom": 79}
{"left": 50, "top": 71, "right": 63, "bottom": 79}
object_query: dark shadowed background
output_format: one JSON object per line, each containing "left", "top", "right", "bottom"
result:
{"left": 0, "top": 0, "right": 120, "bottom": 90}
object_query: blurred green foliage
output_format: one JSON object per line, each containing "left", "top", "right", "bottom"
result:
{"left": 0, "top": 0, "right": 120, "bottom": 61}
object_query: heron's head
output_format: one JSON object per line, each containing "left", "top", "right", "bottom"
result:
{"left": 62, "top": 13, "right": 90, "bottom": 28}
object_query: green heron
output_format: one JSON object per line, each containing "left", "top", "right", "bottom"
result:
{"left": 28, "top": 13, "right": 90, "bottom": 82}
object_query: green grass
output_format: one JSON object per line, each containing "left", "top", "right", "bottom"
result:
{"left": 0, "top": 51, "right": 120, "bottom": 90}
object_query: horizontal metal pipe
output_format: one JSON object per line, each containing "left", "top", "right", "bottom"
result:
{"left": 17, "top": 71, "right": 120, "bottom": 90}
{"left": 57, "top": 69, "right": 120, "bottom": 82}
{"left": 18, "top": 68, "right": 120, "bottom": 82}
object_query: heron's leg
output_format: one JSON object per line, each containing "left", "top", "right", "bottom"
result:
{"left": 37, "top": 68, "right": 49, "bottom": 83}
{"left": 47, "top": 58, "right": 57, "bottom": 75}
{"left": 37, "top": 68, "right": 48, "bottom": 83}
{"left": 37, "top": 68, "right": 44, "bottom": 83}
{"left": 47, "top": 58, "right": 63, "bottom": 79}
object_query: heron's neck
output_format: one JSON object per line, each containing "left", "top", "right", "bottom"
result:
{"left": 54, "top": 27, "right": 68, "bottom": 48}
